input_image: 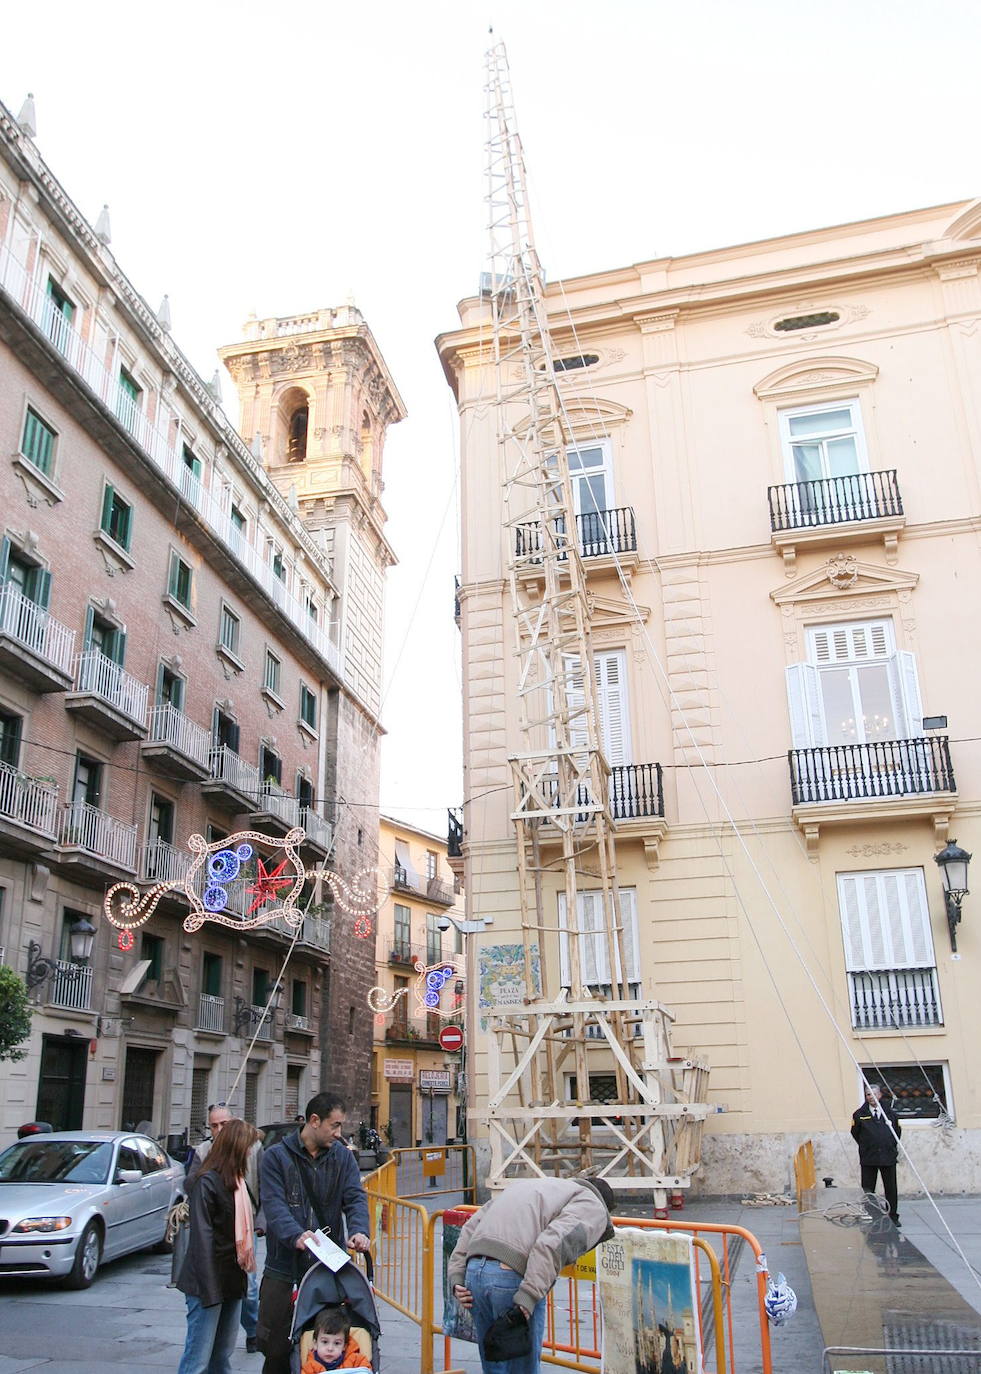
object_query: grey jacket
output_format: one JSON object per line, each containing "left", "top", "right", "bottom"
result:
{"left": 447, "top": 1177, "right": 614, "bottom": 1313}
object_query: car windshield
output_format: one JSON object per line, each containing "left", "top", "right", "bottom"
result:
{"left": 0, "top": 1139, "right": 114, "bottom": 1185}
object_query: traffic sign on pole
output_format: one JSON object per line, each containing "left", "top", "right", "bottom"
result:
{"left": 439, "top": 1024, "right": 464, "bottom": 1053}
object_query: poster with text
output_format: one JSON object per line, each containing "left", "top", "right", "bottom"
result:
{"left": 598, "top": 1229, "right": 701, "bottom": 1374}
{"left": 478, "top": 942, "right": 541, "bottom": 1030}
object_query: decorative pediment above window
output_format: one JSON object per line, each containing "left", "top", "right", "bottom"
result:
{"left": 754, "top": 355, "right": 878, "bottom": 404}
{"left": 587, "top": 593, "right": 650, "bottom": 635}
{"left": 945, "top": 200, "right": 981, "bottom": 242}
{"left": 511, "top": 396, "right": 633, "bottom": 442}
{"left": 771, "top": 555, "right": 918, "bottom": 608}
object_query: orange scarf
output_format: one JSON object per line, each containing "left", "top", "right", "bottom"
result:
{"left": 234, "top": 1178, "right": 256, "bottom": 1273}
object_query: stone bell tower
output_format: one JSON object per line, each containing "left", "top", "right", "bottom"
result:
{"left": 219, "top": 306, "right": 405, "bottom": 1114}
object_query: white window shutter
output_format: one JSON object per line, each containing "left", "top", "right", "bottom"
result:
{"left": 862, "top": 876, "right": 887, "bottom": 966}
{"left": 838, "top": 876, "right": 868, "bottom": 970}
{"left": 786, "top": 663, "right": 826, "bottom": 748}
{"left": 557, "top": 893, "right": 571, "bottom": 988}
{"left": 838, "top": 868, "right": 936, "bottom": 973}
{"left": 894, "top": 651, "right": 923, "bottom": 738}
{"left": 563, "top": 654, "right": 589, "bottom": 754}
{"left": 557, "top": 888, "right": 639, "bottom": 986}
{"left": 596, "top": 650, "right": 631, "bottom": 766}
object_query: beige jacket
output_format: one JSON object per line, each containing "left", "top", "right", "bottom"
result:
{"left": 447, "top": 1177, "right": 613, "bottom": 1313}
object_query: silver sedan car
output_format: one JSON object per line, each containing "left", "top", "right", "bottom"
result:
{"left": 0, "top": 1130, "right": 183, "bottom": 1288}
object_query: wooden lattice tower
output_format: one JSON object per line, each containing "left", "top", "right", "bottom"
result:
{"left": 476, "top": 42, "right": 709, "bottom": 1205}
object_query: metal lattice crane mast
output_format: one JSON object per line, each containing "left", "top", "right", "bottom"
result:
{"left": 474, "top": 42, "right": 709, "bottom": 1205}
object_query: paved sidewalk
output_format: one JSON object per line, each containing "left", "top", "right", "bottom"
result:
{"left": 1, "top": 1196, "right": 980, "bottom": 1372}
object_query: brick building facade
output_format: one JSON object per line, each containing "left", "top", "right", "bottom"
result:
{"left": 0, "top": 97, "right": 401, "bottom": 1140}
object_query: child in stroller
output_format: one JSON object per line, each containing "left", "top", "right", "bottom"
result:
{"left": 302, "top": 1307, "right": 372, "bottom": 1373}
{"left": 290, "top": 1253, "right": 381, "bottom": 1374}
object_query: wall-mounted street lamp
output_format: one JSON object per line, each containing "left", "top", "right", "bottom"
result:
{"left": 935, "top": 839, "right": 972, "bottom": 953}
{"left": 232, "top": 985, "right": 283, "bottom": 1036}
{"left": 25, "top": 918, "right": 96, "bottom": 991}
{"left": 435, "top": 913, "right": 492, "bottom": 935}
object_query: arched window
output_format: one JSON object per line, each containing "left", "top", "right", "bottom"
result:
{"left": 288, "top": 405, "right": 308, "bottom": 462}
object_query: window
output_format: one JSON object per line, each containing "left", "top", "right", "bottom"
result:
{"left": 426, "top": 851, "right": 438, "bottom": 881}
{"left": 392, "top": 976, "right": 409, "bottom": 1033}
{"left": 394, "top": 903, "right": 411, "bottom": 957}
{"left": 118, "top": 367, "right": 140, "bottom": 401}
{"left": 115, "top": 367, "right": 142, "bottom": 433}
{"left": 181, "top": 445, "right": 201, "bottom": 480}
{"left": 136, "top": 1137, "right": 168, "bottom": 1173}
{"left": 838, "top": 868, "right": 941, "bottom": 1029}
{"left": 564, "top": 1073, "right": 620, "bottom": 1105}
{"left": 149, "top": 794, "right": 175, "bottom": 847}
{"left": 779, "top": 400, "right": 866, "bottom": 484}
{"left": 252, "top": 967, "right": 270, "bottom": 1006}
{"left": 306, "top": 596, "right": 318, "bottom": 623}
{"left": 230, "top": 504, "right": 246, "bottom": 535}
{"left": 786, "top": 620, "right": 923, "bottom": 748}
{"left": 141, "top": 932, "right": 164, "bottom": 982}
{"left": 168, "top": 552, "right": 193, "bottom": 609}
{"left": 566, "top": 442, "right": 613, "bottom": 518}
{"left": 212, "top": 706, "right": 239, "bottom": 752}
{"left": 0, "top": 709, "right": 22, "bottom": 768}
{"left": 202, "top": 951, "right": 222, "bottom": 996}
{"left": 296, "top": 774, "right": 314, "bottom": 809}
{"left": 271, "top": 549, "right": 285, "bottom": 581}
{"left": 260, "top": 745, "right": 282, "bottom": 787}
{"left": 292, "top": 979, "right": 307, "bottom": 1016}
{"left": 426, "top": 913, "right": 442, "bottom": 965}
{"left": 288, "top": 405, "right": 308, "bottom": 461}
{"left": 84, "top": 608, "right": 126, "bottom": 665}
{"left": 219, "top": 605, "right": 240, "bottom": 656}
{"left": 44, "top": 277, "right": 75, "bottom": 353}
{"left": 299, "top": 684, "right": 317, "bottom": 730}
{"left": 157, "top": 664, "right": 185, "bottom": 711}
{"left": 561, "top": 649, "right": 631, "bottom": 766}
{"left": 774, "top": 312, "right": 840, "bottom": 333}
{"left": 72, "top": 753, "right": 102, "bottom": 808}
{"left": 100, "top": 484, "right": 133, "bottom": 551}
{"left": 558, "top": 887, "right": 640, "bottom": 989}
{"left": 20, "top": 408, "right": 56, "bottom": 476}
{"left": 1, "top": 541, "right": 51, "bottom": 608}
{"left": 860, "top": 1063, "right": 950, "bottom": 1121}
{"left": 264, "top": 651, "right": 281, "bottom": 696}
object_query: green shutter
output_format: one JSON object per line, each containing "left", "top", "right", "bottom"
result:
{"left": 34, "top": 568, "right": 51, "bottom": 610}
{"left": 111, "top": 628, "right": 126, "bottom": 667}
{"left": 100, "top": 484, "right": 114, "bottom": 535}
{"left": 156, "top": 661, "right": 166, "bottom": 705}
{"left": 83, "top": 605, "right": 95, "bottom": 652}
{"left": 0, "top": 537, "right": 9, "bottom": 585}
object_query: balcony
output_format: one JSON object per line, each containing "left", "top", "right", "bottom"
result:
{"left": 849, "top": 967, "right": 942, "bottom": 1031}
{"left": 259, "top": 911, "right": 331, "bottom": 954}
{"left": 65, "top": 650, "right": 149, "bottom": 740}
{"left": 514, "top": 507, "right": 639, "bottom": 576}
{"left": 141, "top": 704, "right": 211, "bottom": 781}
{"left": 139, "top": 839, "right": 193, "bottom": 887}
{"left": 384, "top": 1016, "right": 441, "bottom": 1046}
{"left": 767, "top": 470, "right": 905, "bottom": 573}
{"left": 249, "top": 781, "right": 300, "bottom": 834}
{"left": 197, "top": 993, "right": 225, "bottom": 1033}
{"left": 789, "top": 736, "right": 957, "bottom": 854}
{"left": 0, "top": 584, "right": 75, "bottom": 692}
{"left": 536, "top": 763, "right": 666, "bottom": 844}
{"left": 391, "top": 867, "right": 457, "bottom": 907}
{"left": 202, "top": 744, "right": 260, "bottom": 812}
{"left": 389, "top": 941, "right": 424, "bottom": 968}
{"left": 0, "top": 761, "right": 58, "bottom": 852}
{"left": 286, "top": 1012, "right": 313, "bottom": 1034}
{"left": 59, "top": 801, "right": 137, "bottom": 878}
{"left": 49, "top": 961, "right": 93, "bottom": 1012}
{"left": 299, "top": 806, "right": 332, "bottom": 859}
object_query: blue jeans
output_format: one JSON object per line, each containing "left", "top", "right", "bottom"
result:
{"left": 465, "top": 1256, "right": 547, "bottom": 1374}
{"left": 178, "top": 1294, "right": 243, "bottom": 1374}
{"left": 241, "top": 1269, "right": 259, "bottom": 1339}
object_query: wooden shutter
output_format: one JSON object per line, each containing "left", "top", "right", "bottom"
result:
{"left": 34, "top": 567, "right": 51, "bottom": 610}
{"left": 559, "top": 888, "right": 639, "bottom": 986}
{"left": 111, "top": 628, "right": 127, "bottom": 667}
{"left": 596, "top": 650, "right": 631, "bottom": 765}
{"left": 227, "top": 719, "right": 240, "bottom": 753}
{"left": 0, "top": 536, "right": 9, "bottom": 583}
{"left": 837, "top": 869, "right": 935, "bottom": 971}
{"left": 100, "top": 484, "right": 115, "bottom": 533}
{"left": 889, "top": 651, "right": 923, "bottom": 738}
{"left": 786, "top": 663, "right": 826, "bottom": 748}
{"left": 83, "top": 605, "right": 95, "bottom": 652}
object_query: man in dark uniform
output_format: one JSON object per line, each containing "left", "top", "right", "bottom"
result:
{"left": 851, "top": 1083, "right": 902, "bottom": 1225}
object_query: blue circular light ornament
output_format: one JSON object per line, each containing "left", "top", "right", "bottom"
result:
{"left": 235, "top": 844, "right": 254, "bottom": 862}
{"left": 207, "top": 848, "right": 241, "bottom": 883}
{"left": 204, "top": 884, "right": 229, "bottom": 912}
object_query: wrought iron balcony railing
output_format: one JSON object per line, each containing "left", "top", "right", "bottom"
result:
{"left": 60, "top": 801, "right": 138, "bottom": 868}
{"left": 515, "top": 507, "right": 637, "bottom": 562}
{"left": 447, "top": 807, "right": 463, "bottom": 858}
{"left": 74, "top": 649, "right": 149, "bottom": 727}
{"left": 146, "top": 703, "right": 211, "bottom": 769}
{"left": 0, "top": 761, "right": 58, "bottom": 836}
{"left": 544, "top": 763, "right": 665, "bottom": 822}
{"left": 849, "top": 967, "right": 942, "bottom": 1030}
{"left": 768, "top": 470, "right": 902, "bottom": 533}
{"left": 50, "top": 961, "right": 94, "bottom": 1011}
{"left": 197, "top": 993, "right": 225, "bottom": 1032}
{"left": 0, "top": 583, "right": 75, "bottom": 676}
{"left": 789, "top": 736, "right": 955, "bottom": 805}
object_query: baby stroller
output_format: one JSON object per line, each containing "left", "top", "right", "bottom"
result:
{"left": 290, "top": 1252, "right": 381, "bottom": 1374}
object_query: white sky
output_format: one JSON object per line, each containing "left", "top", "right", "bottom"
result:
{"left": 2, "top": 0, "right": 980, "bottom": 835}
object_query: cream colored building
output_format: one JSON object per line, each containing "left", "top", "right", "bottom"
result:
{"left": 371, "top": 816, "right": 466, "bottom": 1147}
{"left": 438, "top": 200, "right": 981, "bottom": 1194}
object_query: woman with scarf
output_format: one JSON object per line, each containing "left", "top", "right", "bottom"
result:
{"left": 177, "top": 1117, "right": 260, "bottom": 1374}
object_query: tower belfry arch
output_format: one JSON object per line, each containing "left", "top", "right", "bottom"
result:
{"left": 475, "top": 42, "right": 709, "bottom": 1204}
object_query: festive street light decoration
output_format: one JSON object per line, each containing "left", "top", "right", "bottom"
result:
{"left": 368, "top": 956, "right": 465, "bottom": 1017}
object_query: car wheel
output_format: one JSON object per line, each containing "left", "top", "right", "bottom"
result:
{"left": 65, "top": 1221, "right": 102, "bottom": 1289}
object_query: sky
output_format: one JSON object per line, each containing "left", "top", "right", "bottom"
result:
{"left": 2, "top": 0, "right": 980, "bottom": 834}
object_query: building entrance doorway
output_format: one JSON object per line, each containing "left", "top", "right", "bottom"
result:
{"left": 121, "top": 1047, "right": 158, "bottom": 1130}
{"left": 422, "top": 1092, "right": 448, "bottom": 1145}
{"left": 389, "top": 1085, "right": 412, "bottom": 1147}
{"left": 36, "top": 1035, "right": 87, "bottom": 1129}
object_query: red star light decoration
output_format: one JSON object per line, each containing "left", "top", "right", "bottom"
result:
{"left": 245, "top": 856, "right": 295, "bottom": 914}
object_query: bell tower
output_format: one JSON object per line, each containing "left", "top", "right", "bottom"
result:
{"left": 219, "top": 305, "right": 405, "bottom": 717}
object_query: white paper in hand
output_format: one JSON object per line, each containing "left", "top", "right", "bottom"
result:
{"left": 304, "top": 1229, "right": 350, "bottom": 1272}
